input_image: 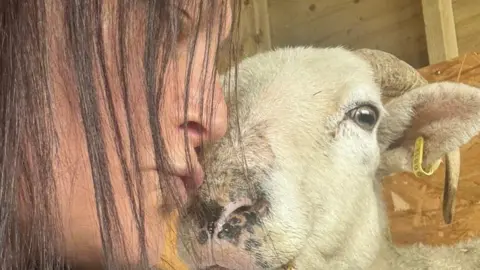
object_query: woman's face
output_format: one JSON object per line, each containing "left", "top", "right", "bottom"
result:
{"left": 44, "top": 0, "right": 232, "bottom": 267}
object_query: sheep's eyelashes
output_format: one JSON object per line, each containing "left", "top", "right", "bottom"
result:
{"left": 347, "top": 105, "right": 378, "bottom": 131}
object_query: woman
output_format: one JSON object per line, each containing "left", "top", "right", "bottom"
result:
{"left": 0, "top": 0, "right": 237, "bottom": 269}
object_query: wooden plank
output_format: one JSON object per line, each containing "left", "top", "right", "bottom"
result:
{"left": 217, "top": 0, "right": 272, "bottom": 73}
{"left": 268, "top": 0, "right": 429, "bottom": 68}
{"left": 421, "top": 0, "right": 459, "bottom": 64}
{"left": 257, "top": 0, "right": 480, "bottom": 69}
{"left": 384, "top": 52, "right": 480, "bottom": 246}
{"left": 419, "top": 51, "right": 480, "bottom": 84}
{"left": 452, "top": 0, "right": 480, "bottom": 56}
{"left": 237, "top": 0, "right": 272, "bottom": 58}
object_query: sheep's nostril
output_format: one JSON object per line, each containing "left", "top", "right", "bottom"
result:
{"left": 212, "top": 198, "right": 270, "bottom": 240}
{"left": 194, "top": 200, "right": 224, "bottom": 229}
{"left": 214, "top": 198, "right": 253, "bottom": 230}
{"left": 189, "top": 198, "right": 270, "bottom": 239}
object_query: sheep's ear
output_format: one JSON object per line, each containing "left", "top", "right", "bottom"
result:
{"left": 377, "top": 81, "right": 480, "bottom": 176}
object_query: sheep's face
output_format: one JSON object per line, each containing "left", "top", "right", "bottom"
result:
{"left": 177, "top": 47, "right": 480, "bottom": 269}
{"left": 177, "top": 47, "right": 386, "bottom": 269}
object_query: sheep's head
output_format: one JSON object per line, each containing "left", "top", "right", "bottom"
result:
{"left": 176, "top": 47, "right": 480, "bottom": 269}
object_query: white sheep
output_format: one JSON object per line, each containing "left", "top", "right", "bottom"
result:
{"left": 176, "top": 46, "right": 480, "bottom": 270}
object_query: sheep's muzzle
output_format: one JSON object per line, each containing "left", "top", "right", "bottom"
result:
{"left": 178, "top": 196, "right": 272, "bottom": 269}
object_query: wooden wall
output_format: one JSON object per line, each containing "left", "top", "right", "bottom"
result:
{"left": 219, "top": 0, "right": 480, "bottom": 70}
{"left": 269, "top": 0, "right": 429, "bottom": 67}
{"left": 453, "top": 0, "right": 480, "bottom": 56}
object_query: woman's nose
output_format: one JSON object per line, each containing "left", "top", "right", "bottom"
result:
{"left": 180, "top": 85, "right": 228, "bottom": 148}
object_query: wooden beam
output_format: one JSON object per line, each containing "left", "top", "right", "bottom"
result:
{"left": 238, "top": 0, "right": 272, "bottom": 58}
{"left": 217, "top": 0, "right": 272, "bottom": 73}
{"left": 421, "top": 0, "right": 459, "bottom": 64}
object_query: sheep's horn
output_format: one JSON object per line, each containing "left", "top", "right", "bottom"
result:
{"left": 354, "top": 48, "right": 460, "bottom": 224}
{"left": 443, "top": 149, "right": 460, "bottom": 224}
{"left": 354, "top": 48, "right": 427, "bottom": 101}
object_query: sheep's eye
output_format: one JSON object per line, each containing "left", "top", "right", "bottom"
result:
{"left": 348, "top": 105, "right": 378, "bottom": 131}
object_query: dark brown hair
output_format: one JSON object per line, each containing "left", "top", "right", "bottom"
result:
{"left": 0, "top": 0, "right": 240, "bottom": 269}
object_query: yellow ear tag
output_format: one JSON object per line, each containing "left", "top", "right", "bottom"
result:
{"left": 412, "top": 136, "right": 442, "bottom": 177}
{"left": 156, "top": 209, "right": 189, "bottom": 270}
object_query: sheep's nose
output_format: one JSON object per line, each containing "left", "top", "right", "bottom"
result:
{"left": 210, "top": 199, "right": 254, "bottom": 235}
{"left": 191, "top": 198, "right": 269, "bottom": 239}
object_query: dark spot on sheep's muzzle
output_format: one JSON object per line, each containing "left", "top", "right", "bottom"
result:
{"left": 217, "top": 222, "right": 242, "bottom": 243}
{"left": 185, "top": 199, "right": 225, "bottom": 231}
{"left": 197, "top": 229, "right": 209, "bottom": 245}
{"left": 216, "top": 207, "right": 263, "bottom": 245}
